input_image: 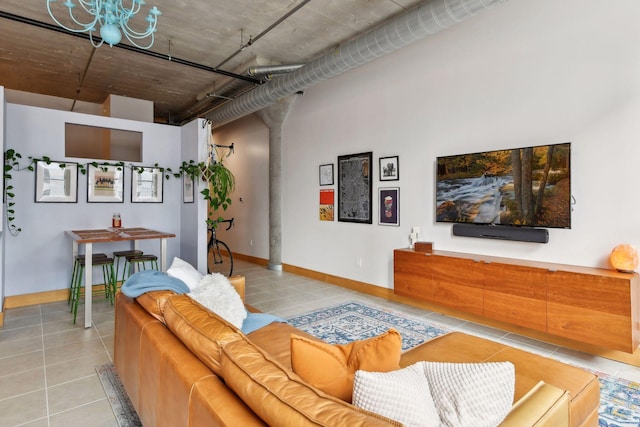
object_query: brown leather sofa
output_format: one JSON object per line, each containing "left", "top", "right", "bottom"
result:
{"left": 114, "top": 276, "right": 600, "bottom": 427}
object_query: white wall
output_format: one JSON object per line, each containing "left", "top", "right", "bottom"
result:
{"left": 213, "top": 114, "right": 270, "bottom": 259}
{"left": 215, "top": 0, "right": 640, "bottom": 289}
{"left": 180, "top": 118, "right": 212, "bottom": 274}
{"left": 3, "top": 104, "right": 183, "bottom": 297}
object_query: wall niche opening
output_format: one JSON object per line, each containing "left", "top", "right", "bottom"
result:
{"left": 65, "top": 123, "right": 142, "bottom": 162}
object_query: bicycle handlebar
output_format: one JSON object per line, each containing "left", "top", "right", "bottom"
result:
{"left": 209, "top": 218, "right": 234, "bottom": 231}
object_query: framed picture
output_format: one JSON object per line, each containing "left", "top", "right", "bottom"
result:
{"left": 183, "top": 174, "right": 194, "bottom": 203}
{"left": 87, "top": 164, "right": 124, "bottom": 203}
{"left": 319, "top": 163, "right": 334, "bottom": 186}
{"left": 131, "top": 166, "right": 163, "bottom": 203}
{"left": 34, "top": 161, "right": 78, "bottom": 203}
{"left": 338, "top": 152, "right": 372, "bottom": 224}
{"left": 379, "top": 156, "right": 399, "bottom": 181}
{"left": 379, "top": 187, "right": 400, "bottom": 226}
{"left": 319, "top": 189, "right": 334, "bottom": 221}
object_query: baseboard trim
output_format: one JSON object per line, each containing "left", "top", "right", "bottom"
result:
{"left": 233, "top": 252, "right": 269, "bottom": 267}
{"left": 3, "top": 283, "right": 121, "bottom": 310}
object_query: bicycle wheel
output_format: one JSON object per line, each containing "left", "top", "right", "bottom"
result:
{"left": 207, "top": 240, "right": 234, "bottom": 277}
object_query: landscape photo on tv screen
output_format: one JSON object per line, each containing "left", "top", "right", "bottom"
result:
{"left": 436, "top": 142, "right": 571, "bottom": 228}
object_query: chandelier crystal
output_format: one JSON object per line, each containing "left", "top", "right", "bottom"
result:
{"left": 46, "top": 0, "right": 161, "bottom": 49}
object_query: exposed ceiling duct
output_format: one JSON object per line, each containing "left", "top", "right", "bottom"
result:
{"left": 207, "top": 0, "right": 506, "bottom": 128}
{"left": 248, "top": 64, "right": 305, "bottom": 80}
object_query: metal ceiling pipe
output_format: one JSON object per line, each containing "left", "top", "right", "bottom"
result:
{"left": 207, "top": 0, "right": 505, "bottom": 127}
{"left": 248, "top": 64, "right": 305, "bottom": 78}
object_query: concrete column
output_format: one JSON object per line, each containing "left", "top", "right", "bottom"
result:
{"left": 256, "top": 95, "right": 298, "bottom": 271}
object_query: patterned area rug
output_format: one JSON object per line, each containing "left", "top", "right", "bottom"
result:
{"left": 96, "top": 363, "right": 142, "bottom": 427}
{"left": 287, "top": 301, "right": 640, "bottom": 427}
{"left": 287, "top": 301, "right": 449, "bottom": 351}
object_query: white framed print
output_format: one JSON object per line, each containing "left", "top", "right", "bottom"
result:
{"left": 379, "top": 156, "right": 399, "bottom": 181}
{"left": 87, "top": 164, "right": 124, "bottom": 203}
{"left": 35, "top": 160, "right": 78, "bottom": 203}
{"left": 183, "top": 174, "right": 194, "bottom": 203}
{"left": 131, "top": 166, "right": 164, "bottom": 203}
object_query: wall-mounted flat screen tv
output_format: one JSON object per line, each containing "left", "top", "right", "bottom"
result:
{"left": 436, "top": 142, "right": 571, "bottom": 229}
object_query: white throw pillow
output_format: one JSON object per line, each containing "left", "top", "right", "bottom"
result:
{"left": 167, "top": 257, "right": 203, "bottom": 290}
{"left": 422, "top": 361, "right": 515, "bottom": 427}
{"left": 353, "top": 364, "right": 440, "bottom": 427}
{"left": 188, "top": 273, "right": 247, "bottom": 329}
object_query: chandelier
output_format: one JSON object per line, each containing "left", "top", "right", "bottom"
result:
{"left": 46, "top": 0, "right": 161, "bottom": 49}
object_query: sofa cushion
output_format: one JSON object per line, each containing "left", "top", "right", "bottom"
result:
{"left": 353, "top": 363, "right": 440, "bottom": 427}
{"left": 167, "top": 257, "right": 203, "bottom": 290}
{"left": 290, "top": 329, "right": 402, "bottom": 402}
{"left": 422, "top": 361, "right": 514, "bottom": 427}
{"left": 188, "top": 273, "right": 247, "bottom": 329}
{"left": 219, "top": 335, "right": 402, "bottom": 427}
{"left": 163, "top": 294, "right": 242, "bottom": 376}
{"left": 353, "top": 361, "right": 514, "bottom": 427}
{"left": 135, "top": 290, "right": 176, "bottom": 323}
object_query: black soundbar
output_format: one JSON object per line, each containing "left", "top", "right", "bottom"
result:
{"left": 452, "top": 223, "right": 549, "bottom": 243}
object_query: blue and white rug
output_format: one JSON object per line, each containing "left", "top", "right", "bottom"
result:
{"left": 287, "top": 301, "right": 640, "bottom": 427}
{"left": 287, "top": 301, "right": 449, "bottom": 352}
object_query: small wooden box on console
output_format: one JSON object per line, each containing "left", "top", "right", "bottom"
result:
{"left": 394, "top": 248, "right": 640, "bottom": 354}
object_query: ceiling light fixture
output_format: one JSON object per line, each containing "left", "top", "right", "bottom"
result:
{"left": 46, "top": 0, "right": 161, "bottom": 49}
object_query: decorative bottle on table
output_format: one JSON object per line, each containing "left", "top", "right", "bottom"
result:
{"left": 112, "top": 213, "right": 122, "bottom": 228}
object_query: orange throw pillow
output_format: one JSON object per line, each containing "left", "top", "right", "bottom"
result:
{"left": 290, "top": 329, "right": 402, "bottom": 402}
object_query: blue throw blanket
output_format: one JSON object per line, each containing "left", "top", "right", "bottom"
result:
{"left": 121, "top": 270, "right": 190, "bottom": 298}
{"left": 241, "top": 312, "right": 287, "bottom": 334}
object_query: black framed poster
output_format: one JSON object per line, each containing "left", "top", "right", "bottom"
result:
{"left": 337, "top": 152, "right": 372, "bottom": 224}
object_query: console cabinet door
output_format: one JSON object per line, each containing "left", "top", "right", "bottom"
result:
{"left": 431, "top": 255, "right": 484, "bottom": 316}
{"left": 483, "top": 263, "right": 547, "bottom": 332}
{"left": 547, "top": 270, "right": 636, "bottom": 352}
{"left": 393, "top": 250, "right": 434, "bottom": 299}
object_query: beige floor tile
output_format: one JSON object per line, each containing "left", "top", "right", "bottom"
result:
{"left": 0, "top": 390, "right": 47, "bottom": 427}
{"left": 0, "top": 324, "right": 43, "bottom": 344}
{"left": 45, "top": 352, "right": 112, "bottom": 387}
{"left": 47, "top": 375, "right": 107, "bottom": 415}
{"left": 0, "top": 367, "right": 45, "bottom": 400}
{"left": 3, "top": 305, "right": 41, "bottom": 320}
{"left": 16, "top": 418, "right": 49, "bottom": 427}
{"left": 42, "top": 327, "right": 100, "bottom": 349}
{"left": 43, "top": 317, "right": 88, "bottom": 335}
{"left": 0, "top": 350, "right": 44, "bottom": 377}
{"left": 49, "top": 398, "right": 117, "bottom": 427}
{"left": 0, "top": 335, "right": 43, "bottom": 359}
{"left": 45, "top": 337, "right": 109, "bottom": 366}
{"left": 2, "top": 313, "right": 42, "bottom": 330}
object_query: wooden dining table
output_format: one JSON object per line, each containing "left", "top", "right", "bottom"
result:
{"left": 65, "top": 227, "right": 176, "bottom": 328}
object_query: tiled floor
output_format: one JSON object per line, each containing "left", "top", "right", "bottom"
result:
{"left": 1, "top": 259, "right": 639, "bottom": 426}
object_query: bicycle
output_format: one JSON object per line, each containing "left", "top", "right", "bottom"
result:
{"left": 207, "top": 218, "right": 234, "bottom": 276}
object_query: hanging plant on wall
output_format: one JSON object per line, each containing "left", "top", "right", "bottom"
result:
{"left": 4, "top": 149, "right": 22, "bottom": 236}
{"left": 179, "top": 145, "right": 236, "bottom": 226}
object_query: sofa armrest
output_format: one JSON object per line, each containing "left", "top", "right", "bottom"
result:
{"left": 500, "top": 381, "right": 569, "bottom": 427}
{"left": 229, "top": 275, "right": 245, "bottom": 302}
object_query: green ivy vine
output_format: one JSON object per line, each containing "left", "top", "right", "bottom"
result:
{"left": 3, "top": 151, "right": 236, "bottom": 236}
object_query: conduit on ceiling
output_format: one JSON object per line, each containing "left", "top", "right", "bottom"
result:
{"left": 206, "top": 0, "right": 506, "bottom": 128}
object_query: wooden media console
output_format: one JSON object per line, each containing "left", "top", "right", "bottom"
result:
{"left": 394, "top": 248, "right": 640, "bottom": 356}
